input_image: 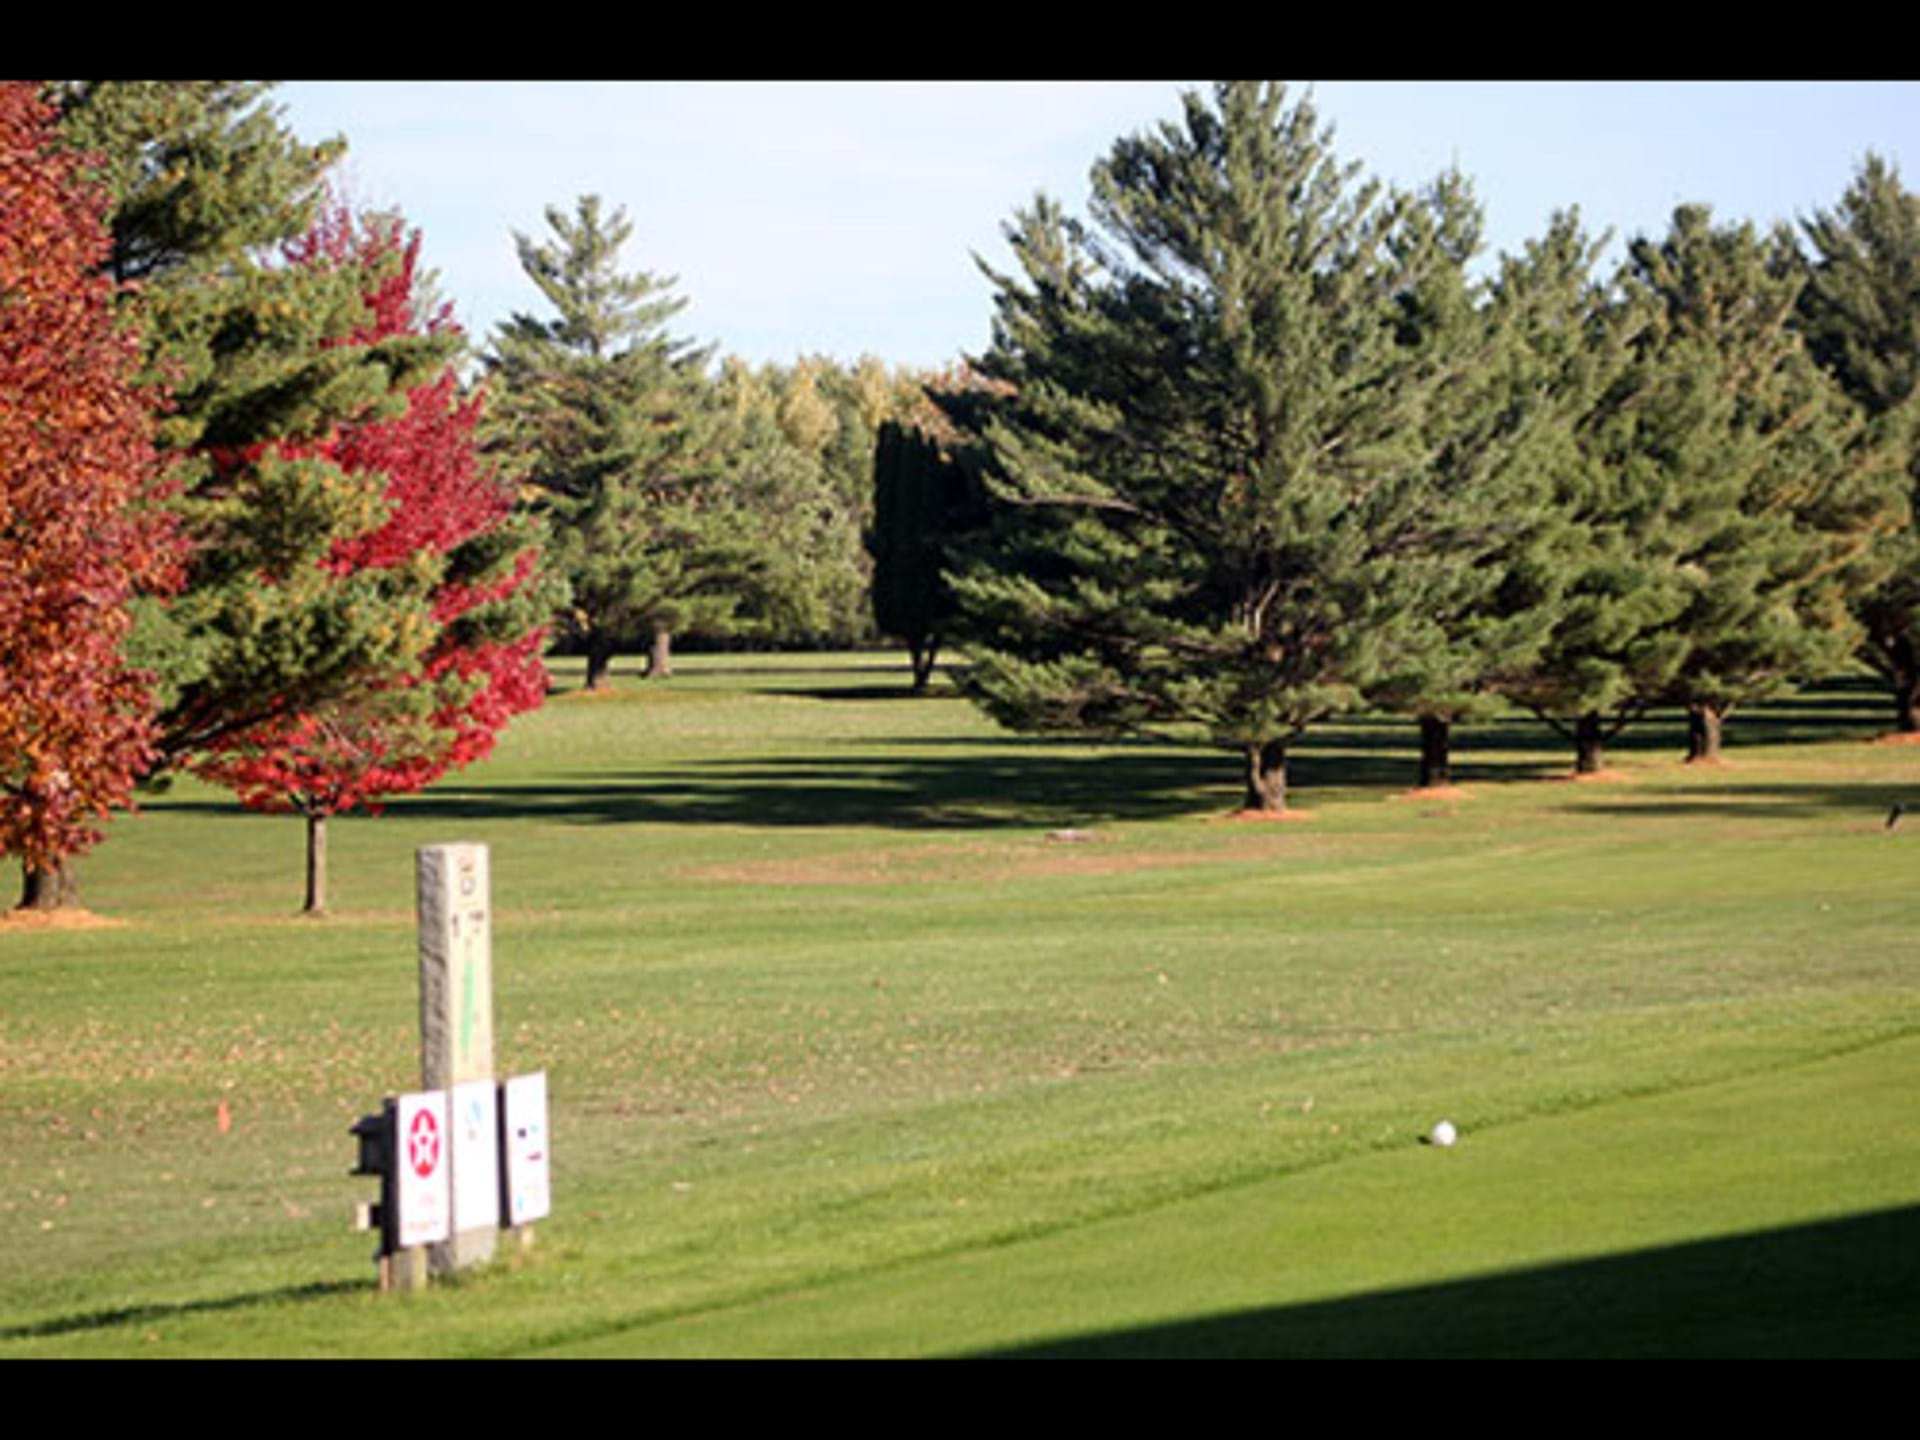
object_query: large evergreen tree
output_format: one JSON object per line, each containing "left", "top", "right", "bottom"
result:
{"left": 944, "top": 82, "right": 1477, "bottom": 814}
{"left": 1361, "top": 199, "right": 1607, "bottom": 790}
{"left": 484, "top": 195, "right": 739, "bottom": 688}
{"left": 1508, "top": 205, "right": 1904, "bottom": 773}
{"left": 51, "top": 81, "right": 457, "bottom": 763}
{"left": 1797, "top": 155, "right": 1920, "bottom": 732}
{"left": 1632, "top": 206, "right": 1903, "bottom": 761}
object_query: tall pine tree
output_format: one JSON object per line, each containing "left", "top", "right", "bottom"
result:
{"left": 52, "top": 81, "right": 458, "bottom": 764}
{"left": 1797, "top": 155, "right": 1920, "bottom": 733}
{"left": 1632, "top": 206, "right": 1903, "bottom": 761}
{"left": 484, "top": 195, "right": 739, "bottom": 688}
{"left": 945, "top": 83, "right": 1476, "bottom": 814}
{"left": 1361, "top": 197, "right": 1607, "bottom": 790}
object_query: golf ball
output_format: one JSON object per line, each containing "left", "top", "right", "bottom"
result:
{"left": 1429, "top": 1120, "right": 1457, "bottom": 1147}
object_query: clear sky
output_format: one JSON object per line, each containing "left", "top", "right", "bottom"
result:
{"left": 275, "top": 81, "right": 1919, "bottom": 374}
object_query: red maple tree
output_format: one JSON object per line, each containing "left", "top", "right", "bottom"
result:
{"left": 1, "top": 82, "right": 183, "bottom": 912}
{"left": 192, "top": 205, "right": 547, "bottom": 913}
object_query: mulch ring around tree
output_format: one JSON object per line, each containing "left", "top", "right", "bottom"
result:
{"left": 1389, "top": 785, "right": 1471, "bottom": 801}
{"left": 0, "top": 908, "right": 126, "bottom": 932}
{"left": 1869, "top": 732, "right": 1920, "bottom": 746}
{"left": 1217, "top": 808, "right": 1316, "bottom": 822}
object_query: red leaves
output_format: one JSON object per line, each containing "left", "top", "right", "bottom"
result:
{"left": 1, "top": 82, "right": 183, "bottom": 887}
{"left": 192, "top": 202, "right": 547, "bottom": 824}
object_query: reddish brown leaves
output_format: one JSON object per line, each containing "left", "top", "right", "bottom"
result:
{"left": 1, "top": 83, "right": 182, "bottom": 896}
{"left": 192, "top": 205, "right": 547, "bottom": 824}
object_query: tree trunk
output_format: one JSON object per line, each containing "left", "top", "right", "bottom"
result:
{"left": 1418, "top": 715, "right": 1453, "bottom": 789}
{"left": 583, "top": 639, "right": 614, "bottom": 692}
{"left": 1574, "top": 712, "right": 1604, "bottom": 775}
{"left": 1242, "top": 739, "right": 1288, "bottom": 814}
{"left": 646, "top": 623, "right": 673, "bottom": 679}
{"left": 18, "top": 862, "right": 62, "bottom": 912}
{"left": 910, "top": 637, "right": 938, "bottom": 693}
{"left": 1685, "top": 703, "right": 1724, "bottom": 763}
{"left": 1894, "top": 667, "right": 1920, "bottom": 735}
{"left": 304, "top": 811, "right": 327, "bottom": 916}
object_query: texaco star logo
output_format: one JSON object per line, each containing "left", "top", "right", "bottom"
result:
{"left": 408, "top": 1107, "right": 441, "bottom": 1179}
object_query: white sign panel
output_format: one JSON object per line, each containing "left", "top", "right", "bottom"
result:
{"left": 395, "top": 1090, "right": 451, "bottom": 1248}
{"left": 450, "top": 1078, "right": 502, "bottom": 1234}
{"left": 501, "top": 1072, "right": 551, "bottom": 1226}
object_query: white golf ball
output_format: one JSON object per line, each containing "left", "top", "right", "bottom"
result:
{"left": 1429, "top": 1120, "right": 1457, "bottom": 1147}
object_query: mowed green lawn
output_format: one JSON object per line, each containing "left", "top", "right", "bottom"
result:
{"left": 2, "top": 655, "right": 1916, "bottom": 1357}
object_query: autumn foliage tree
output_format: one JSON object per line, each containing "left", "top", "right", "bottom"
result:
{"left": 191, "top": 207, "right": 550, "bottom": 914}
{"left": 1, "top": 83, "right": 182, "bottom": 910}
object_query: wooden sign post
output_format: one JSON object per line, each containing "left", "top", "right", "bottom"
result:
{"left": 417, "top": 843, "right": 499, "bottom": 1275}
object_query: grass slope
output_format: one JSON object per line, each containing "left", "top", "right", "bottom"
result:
{"left": 1, "top": 656, "right": 1915, "bottom": 1357}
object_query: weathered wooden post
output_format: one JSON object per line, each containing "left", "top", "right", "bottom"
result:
{"left": 416, "top": 842, "right": 499, "bottom": 1276}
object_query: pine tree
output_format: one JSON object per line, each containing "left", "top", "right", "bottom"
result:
{"left": 1360, "top": 194, "right": 1603, "bottom": 790}
{"left": 190, "top": 208, "right": 552, "bottom": 914}
{"left": 1631, "top": 207, "right": 1903, "bottom": 761}
{"left": 1497, "top": 237, "right": 1700, "bottom": 776}
{"left": 51, "top": 81, "right": 458, "bottom": 764}
{"left": 945, "top": 82, "right": 1471, "bottom": 814}
{"left": 1507, "top": 205, "right": 1904, "bottom": 774}
{"left": 484, "top": 195, "right": 734, "bottom": 688}
{"left": 1, "top": 83, "right": 183, "bottom": 910}
{"left": 1797, "top": 155, "right": 1920, "bottom": 733}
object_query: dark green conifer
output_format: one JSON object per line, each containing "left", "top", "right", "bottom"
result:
{"left": 1634, "top": 207, "right": 1903, "bottom": 760}
{"left": 484, "top": 195, "right": 732, "bottom": 688}
{"left": 1363, "top": 196, "right": 1611, "bottom": 789}
{"left": 867, "top": 421, "right": 984, "bottom": 690}
{"left": 53, "top": 82, "right": 459, "bottom": 761}
{"left": 1797, "top": 155, "right": 1920, "bottom": 732}
{"left": 945, "top": 82, "right": 1479, "bottom": 814}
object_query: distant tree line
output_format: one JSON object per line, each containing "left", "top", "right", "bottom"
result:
{"left": 5, "top": 78, "right": 1917, "bottom": 909}
{"left": 890, "top": 84, "right": 1920, "bottom": 809}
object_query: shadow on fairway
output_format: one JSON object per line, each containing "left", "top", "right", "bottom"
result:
{"left": 386, "top": 748, "right": 1237, "bottom": 829}
{"left": 1564, "top": 780, "right": 1917, "bottom": 822}
{"left": 972, "top": 1202, "right": 1920, "bottom": 1359}
{"left": 0, "top": 1278, "right": 361, "bottom": 1344}
{"left": 761, "top": 684, "right": 971, "bottom": 702}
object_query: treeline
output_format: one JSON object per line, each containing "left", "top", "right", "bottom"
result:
{"left": 5, "top": 80, "right": 1919, "bottom": 907}
{"left": 481, "top": 195, "right": 963, "bottom": 683}
{"left": 0, "top": 80, "right": 968, "bottom": 912}
{"left": 878, "top": 85, "right": 1920, "bottom": 809}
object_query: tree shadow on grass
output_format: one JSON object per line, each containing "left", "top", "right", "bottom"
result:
{"left": 389, "top": 748, "right": 1237, "bottom": 830}
{"left": 762, "top": 685, "right": 971, "bottom": 702}
{"left": 1562, "top": 780, "right": 1916, "bottom": 823}
{"left": 971, "top": 1203, "right": 1920, "bottom": 1359}
{"left": 151, "top": 677, "right": 1906, "bottom": 835}
{"left": 387, "top": 731, "right": 1574, "bottom": 830}
{"left": 0, "top": 1278, "right": 361, "bottom": 1344}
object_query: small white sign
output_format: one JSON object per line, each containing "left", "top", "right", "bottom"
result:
{"left": 451, "top": 1078, "right": 502, "bottom": 1234}
{"left": 395, "top": 1090, "right": 451, "bottom": 1248}
{"left": 501, "top": 1072, "right": 551, "bottom": 1226}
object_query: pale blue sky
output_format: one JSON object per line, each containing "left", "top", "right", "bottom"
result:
{"left": 275, "top": 81, "right": 1919, "bottom": 373}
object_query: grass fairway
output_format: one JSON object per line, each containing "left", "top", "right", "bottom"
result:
{"left": 2, "top": 655, "right": 1916, "bottom": 1357}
